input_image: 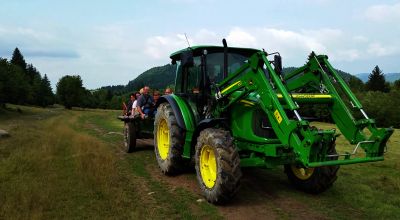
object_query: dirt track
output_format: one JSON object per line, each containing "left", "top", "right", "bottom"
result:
{"left": 134, "top": 140, "right": 328, "bottom": 220}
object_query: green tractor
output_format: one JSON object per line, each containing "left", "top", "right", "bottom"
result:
{"left": 153, "top": 39, "right": 394, "bottom": 204}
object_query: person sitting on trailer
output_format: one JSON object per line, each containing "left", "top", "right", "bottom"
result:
{"left": 131, "top": 94, "right": 139, "bottom": 116}
{"left": 135, "top": 91, "right": 141, "bottom": 100}
{"left": 164, "top": 87, "right": 173, "bottom": 95}
{"left": 153, "top": 90, "right": 161, "bottom": 106}
{"left": 137, "top": 86, "right": 155, "bottom": 119}
{"left": 126, "top": 93, "right": 136, "bottom": 116}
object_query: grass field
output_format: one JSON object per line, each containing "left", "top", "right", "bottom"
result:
{"left": 0, "top": 104, "right": 399, "bottom": 219}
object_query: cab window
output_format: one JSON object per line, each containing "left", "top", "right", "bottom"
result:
{"left": 186, "top": 56, "right": 202, "bottom": 94}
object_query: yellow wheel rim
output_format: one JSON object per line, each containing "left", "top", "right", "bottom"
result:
{"left": 291, "top": 165, "right": 315, "bottom": 180}
{"left": 200, "top": 145, "right": 217, "bottom": 189}
{"left": 157, "top": 119, "right": 169, "bottom": 160}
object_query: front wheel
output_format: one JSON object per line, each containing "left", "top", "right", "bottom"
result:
{"left": 195, "top": 128, "right": 242, "bottom": 204}
{"left": 284, "top": 143, "right": 339, "bottom": 194}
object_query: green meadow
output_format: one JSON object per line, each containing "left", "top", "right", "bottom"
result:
{"left": 0, "top": 105, "right": 398, "bottom": 219}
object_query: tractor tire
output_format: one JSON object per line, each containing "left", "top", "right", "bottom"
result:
{"left": 154, "top": 102, "right": 184, "bottom": 175}
{"left": 123, "top": 122, "right": 136, "bottom": 153}
{"left": 195, "top": 128, "right": 242, "bottom": 204}
{"left": 284, "top": 142, "right": 340, "bottom": 194}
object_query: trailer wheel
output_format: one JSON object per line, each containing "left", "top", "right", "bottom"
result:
{"left": 195, "top": 128, "right": 242, "bottom": 204}
{"left": 284, "top": 143, "right": 339, "bottom": 194}
{"left": 123, "top": 122, "right": 136, "bottom": 153}
{"left": 154, "top": 102, "right": 184, "bottom": 175}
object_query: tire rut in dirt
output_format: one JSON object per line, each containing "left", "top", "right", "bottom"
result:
{"left": 195, "top": 128, "right": 242, "bottom": 204}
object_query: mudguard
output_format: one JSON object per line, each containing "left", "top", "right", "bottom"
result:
{"left": 157, "top": 94, "right": 196, "bottom": 158}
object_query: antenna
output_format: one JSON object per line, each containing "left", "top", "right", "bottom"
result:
{"left": 184, "top": 33, "right": 191, "bottom": 47}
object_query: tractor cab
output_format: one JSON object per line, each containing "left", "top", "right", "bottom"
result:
{"left": 170, "top": 46, "right": 259, "bottom": 120}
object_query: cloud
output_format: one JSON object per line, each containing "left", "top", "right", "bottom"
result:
{"left": 143, "top": 25, "right": 400, "bottom": 70}
{"left": 24, "top": 50, "right": 79, "bottom": 58}
{"left": 0, "top": 25, "right": 80, "bottom": 60}
{"left": 221, "top": 27, "right": 346, "bottom": 63}
{"left": 364, "top": 3, "right": 400, "bottom": 22}
{"left": 144, "top": 29, "right": 222, "bottom": 60}
{"left": 2, "top": 21, "right": 397, "bottom": 89}
{"left": 144, "top": 35, "right": 184, "bottom": 59}
{"left": 226, "top": 28, "right": 257, "bottom": 47}
{"left": 367, "top": 42, "right": 399, "bottom": 57}
{"left": 353, "top": 35, "right": 369, "bottom": 43}
{"left": 0, "top": 26, "right": 54, "bottom": 42}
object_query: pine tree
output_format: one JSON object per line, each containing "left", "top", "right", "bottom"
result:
{"left": 366, "top": 65, "right": 390, "bottom": 92}
{"left": 41, "top": 74, "right": 54, "bottom": 106}
{"left": 0, "top": 58, "right": 8, "bottom": 106}
{"left": 8, "top": 62, "right": 31, "bottom": 104}
{"left": 26, "top": 64, "right": 41, "bottom": 85}
{"left": 32, "top": 74, "right": 44, "bottom": 105}
{"left": 11, "top": 47, "right": 27, "bottom": 71}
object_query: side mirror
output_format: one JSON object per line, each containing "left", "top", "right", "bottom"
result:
{"left": 181, "top": 50, "right": 194, "bottom": 67}
{"left": 274, "top": 55, "right": 282, "bottom": 75}
{"left": 171, "top": 59, "right": 177, "bottom": 65}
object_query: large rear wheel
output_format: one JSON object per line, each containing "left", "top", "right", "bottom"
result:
{"left": 284, "top": 142, "right": 339, "bottom": 194}
{"left": 154, "top": 102, "right": 184, "bottom": 175}
{"left": 195, "top": 128, "right": 241, "bottom": 204}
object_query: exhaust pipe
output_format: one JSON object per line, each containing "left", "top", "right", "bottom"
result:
{"left": 222, "top": 39, "right": 228, "bottom": 79}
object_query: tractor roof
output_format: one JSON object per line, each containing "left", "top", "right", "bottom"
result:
{"left": 170, "top": 45, "right": 260, "bottom": 60}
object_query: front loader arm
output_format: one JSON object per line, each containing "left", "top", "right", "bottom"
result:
{"left": 213, "top": 52, "right": 325, "bottom": 166}
{"left": 212, "top": 51, "right": 393, "bottom": 168}
{"left": 284, "top": 53, "right": 393, "bottom": 161}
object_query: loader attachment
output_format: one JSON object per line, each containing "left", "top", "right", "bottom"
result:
{"left": 214, "top": 50, "right": 393, "bottom": 168}
{"left": 284, "top": 53, "right": 394, "bottom": 167}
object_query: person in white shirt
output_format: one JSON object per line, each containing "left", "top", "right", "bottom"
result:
{"left": 131, "top": 98, "right": 138, "bottom": 116}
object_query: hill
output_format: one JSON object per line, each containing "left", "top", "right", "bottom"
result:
{"left": 283, "top": 67, "right": 357, "bottom": 82}
{"left": 121, "top": 65, "right": 359, "bottom": 93}
{"left": 125, "top": 64, "right": 176, "bottom": 92}
{"left": 356, "top": 72, "right": 400, "bottom": 83}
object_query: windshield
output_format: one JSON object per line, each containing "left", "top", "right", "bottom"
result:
{"left": 206, "top": 52, "right": 249, "bottom": 84}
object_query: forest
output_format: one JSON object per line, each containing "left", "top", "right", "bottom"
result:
{"left": 1, "top": 48, "right": 399, "bottom": 128}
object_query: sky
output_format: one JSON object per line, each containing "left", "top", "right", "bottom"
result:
{"left": 0, "top": 0, "right": 399, "bottom": 89}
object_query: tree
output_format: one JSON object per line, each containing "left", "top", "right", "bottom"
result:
{"left": 393, "top": 79, "right": 400, "bottom": 91}
{"left": 0, "top": 58, "right": 30, "bottom": 105}
{"left": 360, "top": 90, "right": 400, "bottom": 128}
{"left": 0, "top": 58, "right": 8, "bottom": 106}
{"left": 366, "top": 65, "right": 390, "bottom": 92}
{"left": 26, "top": 64, "right": 41, "bottom": 85}
{"left": 31, "top": 74, "right": 54, "bottom": 107}
{"left": 56, "top": 75, "right": 85, "bottom": 109}
{"left": 11, "top": 48, "right": 27, "bottom": 72}
{"left": 348, "top": 75, "right": 364, "bottom": 92}
{"left": 41, "top": 74, "right": 54, "bottom": 106}
{"left": 31, "top": 74, "right": 43, "bottom": 105}
{"left": 7, "top": 48, "right": 33, "bottom": 104}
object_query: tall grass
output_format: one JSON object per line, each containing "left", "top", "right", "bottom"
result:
{"left": 0, "top": 108, "right": 145, "bottom": 218}
{"left": 1, "top": 105, "right": 398, "bottom": 219}
{"left": 0, "top": 106, "right": 220, "bottom": 219}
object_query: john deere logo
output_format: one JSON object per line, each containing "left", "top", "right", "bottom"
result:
{"left": 274, "top": 109, "right": 282, "bottom": 124}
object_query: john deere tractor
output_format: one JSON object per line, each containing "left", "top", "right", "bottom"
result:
{"left": 153, "top": 39, "right": 393, "bottom": 204}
